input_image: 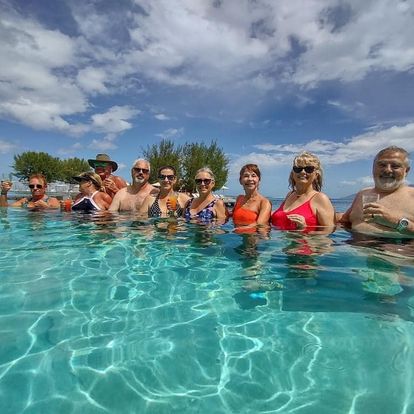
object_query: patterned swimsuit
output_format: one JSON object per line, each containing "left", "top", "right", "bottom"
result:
{"left": 184, "top": 198, "right": 217, "bottom": 221}
{"left": 148, "top": 194, "right": 184, "bottom": 217}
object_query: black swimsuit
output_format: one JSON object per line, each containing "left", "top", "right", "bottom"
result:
{"left": 148, "top": 194, "right": 184, "bottom": 217}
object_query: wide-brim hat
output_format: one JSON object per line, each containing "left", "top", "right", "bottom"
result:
{"left": 88, "top": 153, "right": 118, "bottom": 172}
{"left": 72, "top": 172, "right": 103, "bottom": 188}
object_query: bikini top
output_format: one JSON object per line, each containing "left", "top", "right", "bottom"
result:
{"left": 184, "top": 198, "right": 217, "bottom": 221}
{"left": 232, "top": 197, "right": 259, "bottom": 225}
{"left": 148, "top": 193, "right": 184, "bottom": 217}
{"left": 271, "top": 193, "right": 318, "bottom": 230}
{"left": 72, "top": 191, "right": 101, "bottom": 212}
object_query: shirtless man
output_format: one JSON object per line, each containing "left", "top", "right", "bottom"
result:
{"left": 109, "top": 159, "right": 159, "bottom": 212}
{"left": 340, "top": 146, "right": 414, "bottom": 237}
{"left": 0, "top": 174, "right": 60, "bottom": 209}
{"left": 88, "top": 153, "right": 127, "bottom": 198}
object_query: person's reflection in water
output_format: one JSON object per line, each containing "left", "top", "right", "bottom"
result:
{"left": 347, "top": 235, "right": 414, "bottom": 318}
{"left": 233, "top": 228, "right": 276, "bottom": 309}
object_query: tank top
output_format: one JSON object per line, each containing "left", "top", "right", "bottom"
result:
{"left": 72, "top": 191, "right": 101, "bottom": 212}
{"left": 271, "top": 193, "right": 318, "bottom": 230}
{"left": 232, "top": 197, "right": 259, "bottom": 225}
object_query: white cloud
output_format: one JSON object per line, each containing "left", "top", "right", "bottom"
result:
{"left": 0, "top": 139, "right": 17, "bottom": 154}
{"left": 156, "top": 127, "right": 184, "bottom": 139}
{"left": 234, "top": 122, "right": 414, "bottom": 167}
{"left": 90, "top": 105, "right": 140, "bottom": 134}
{"left": 77, "top": 67, "right": 108, "bottom": 94}
{"left": 154, "top": 114, "right": 170, "bottom": 121}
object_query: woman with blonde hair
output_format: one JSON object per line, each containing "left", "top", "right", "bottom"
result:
{"left": 72, "top": 172, "right": 112, "bottom": 211}
{"left": 271, "top": 152, "right": 335, "bottom": 231}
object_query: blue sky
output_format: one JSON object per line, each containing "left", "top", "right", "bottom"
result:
{"left": 1, "top": 0, "right": 413, "bottom": 198}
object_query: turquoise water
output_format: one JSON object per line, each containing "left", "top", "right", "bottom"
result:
{"left": 1, "top": 207, "right": 414, "bottom": 414}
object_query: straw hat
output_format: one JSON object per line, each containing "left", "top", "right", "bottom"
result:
{"left": 87, "top": 153, "right": 118, "bottom": 172}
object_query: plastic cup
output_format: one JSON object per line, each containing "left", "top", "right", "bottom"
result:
{"left": 168, "top": 195, "right": 177, "bottom": 211}
{"left": 362, "top": 193, "right": 379, "bottom": 207}
{"left": 64, "top": 198, "right": 72, "bottom": 211}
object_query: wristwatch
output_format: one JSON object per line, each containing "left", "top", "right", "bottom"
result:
{"left": 396, "top": 217, "right": 409, "bottom": 232}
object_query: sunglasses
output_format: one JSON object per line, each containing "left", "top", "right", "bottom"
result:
{"left": 158, "top": 174, "right": 175, "bottom": 181}
{"left": 195, "top": 178, "right": 212, "bottom": 186}
{"left": 94, "top": 162, "right": 109, "bottom": 168}
{"left": 133, "top": 167, "right": 149, "bottom": 174}
{"left": 292, "top": 166, "right": 316, "bottom": 174}
{"left": 29, "top": 184, "right": 43, "bottom": 189}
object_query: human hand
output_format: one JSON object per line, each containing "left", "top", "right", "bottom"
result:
{"left": 167, "top": 195, "right": 178, "bottom": 211}
{"left": 286, "top": 214, "right": 306, "bottom": 229}
{"left": 1, "top": 180, "right": 12, "bottom": 194}
{"left": 104, "top": 178, "right": 118, "bottom": 193}
{"left": 363, "top": 202, "right": 399, "bottom": 228}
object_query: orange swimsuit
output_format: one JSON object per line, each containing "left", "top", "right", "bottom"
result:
{"left": 232, "top": 197, "right": 259, "bottom": 225}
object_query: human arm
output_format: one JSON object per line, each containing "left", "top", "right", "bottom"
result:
{"left": 137, "top": 195, "right": 153, "bottom": 217}
{"left": 93, "top": 192, "right": 112, "bottom": 210}
{"left": 257, "top": 198, "right": 272, "bottom": 225}
{"left": 0, "top": 181, "right": 12, "bottom": 207}
{"left": 108, "top": 189, "right": 123, "bottom": 212}
{"left": 104, "top": 175, "right": 127, "bottom": 195}
{"left": 214, "top": 198, "right": 227, "bottom": 220}
{"left": 313, "top": 192, "right": 335, "bottom": 227}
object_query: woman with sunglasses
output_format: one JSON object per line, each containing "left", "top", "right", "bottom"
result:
{"left": 139, "top": 166, "right": 190, "bottom": 217}
{"left": 271, "top": 152, "right": 335, "bottom": 230}
{"left": 72, "top": 172, "right": 112, "bottom": 211}
{"left": 183, "top": 167, "right": 227, "bottom": 221}
{"left": 233, "top": 164, "right": 272, "bottom": 227}
{"left": 0, "top": 174, "right": 60, "bottom": 209}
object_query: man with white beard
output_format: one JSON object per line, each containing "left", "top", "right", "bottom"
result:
{"left": 109, "top": 159, "right": 158, "bottom": 212}
{"left": 340, "top": 146, "right": 414, "bottom": 237}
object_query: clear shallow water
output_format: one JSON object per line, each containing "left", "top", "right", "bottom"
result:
{"left": 1, "top": 206, "right": 414, "bottom": 414}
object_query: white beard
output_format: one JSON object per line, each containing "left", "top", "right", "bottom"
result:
{"left": 374, "top": 176, "right": 404, "bottom": 191}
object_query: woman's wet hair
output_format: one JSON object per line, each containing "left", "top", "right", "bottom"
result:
{"left": 239, "top": 164, "right": 261, "bottom": 180}
{"left": 78, "top": 172, "right": 105, "bottom": 192}
{"left": 289, "top": 151, "right": 323, "bottom": 191}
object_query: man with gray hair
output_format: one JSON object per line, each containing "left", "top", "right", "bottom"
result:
{"left": 340, "top": 146, "right": 414, "bottom": 236}
{"left": 109, "top": 159, "right": 158, "bottom": 212}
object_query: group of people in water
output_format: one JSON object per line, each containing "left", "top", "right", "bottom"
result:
{"left": 1, "top": 146, "right": 413, "bottom": 238}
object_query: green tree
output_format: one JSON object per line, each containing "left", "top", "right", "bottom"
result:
{"left": 12, "top": 151, "right": 91, "bottom": 183}
{"left": 12, "top": 151, "right": 61, "bottom": 183}
{"left": 142, "top": 139, "right": 182, "bottom": 184}
{"left": 60, "top": 158, "right": 91, "bottom": 183}
{"left": 181, "top": 141, "right": 229, "bottom": 192}
{"left": 142, "top": 139, "right": 229, "bottom": 192}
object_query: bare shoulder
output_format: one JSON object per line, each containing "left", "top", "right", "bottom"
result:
{"left": 259, "top": 195, "right": 271, "bottom": 207}
{"left": 313, "top": 192, "right": 333, "bottom": 206}
{"left": 98, "top": 192, "right": 112, "bottom": 203}
{"left": 178, "top": 192, "right": 190, "bottom": 204}
{"left": 149, "top": 186, "right": 159, "bottom": 196}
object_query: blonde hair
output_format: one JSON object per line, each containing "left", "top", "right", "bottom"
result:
{"left": 288, "top": 151, "right": 323, "bottom": 191}
{"left": 77, "top": 172, "right": 105, "bottom": 192}
{"left": 195, "top": 167, "right": 215, "bottom": 181}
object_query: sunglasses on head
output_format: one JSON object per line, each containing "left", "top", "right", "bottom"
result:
{"left": 159, "top": 174, "right": 175, "bottom": 181}
{"left": 133, "top": 167, "right": 149, "bottom": 174}
{"left": 29, "top": 184, "right": 43, "bottom": 189}
{"left": 195, "top": 178, "right": 212, "bottom": 186}
{"left": 292, "top": 166, "right": 316, "bottom": 174}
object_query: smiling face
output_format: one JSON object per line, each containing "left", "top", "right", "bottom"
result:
{"left": 195, "top": 171, "right": 214, "bottom": 195}
{"left": 94, "top": 162, "right": 112, "bottom": 180}
{"left": 28, "top": 177, "right": 46, "bottom": 199}
{"left": 373, "top": 151, "right": 409, "bottom": 192}
{"left": 239, "top": 167, "right": 260, "bottom": 192}
{"left": 158, "top": 168, "right": 176, "bottom": 191}
{"left": 131, "top": 160, "right": 150, "bottom": 185}
{"left": 289, "top": 152, "right": 322, "bottom": 191}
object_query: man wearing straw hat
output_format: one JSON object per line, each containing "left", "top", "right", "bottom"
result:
{"left": 88, "top": 153, "right": 127, "bottom": 198}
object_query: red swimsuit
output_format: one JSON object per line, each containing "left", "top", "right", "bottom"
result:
{"left": 271, "top": 194, "right": 318, "bottom": 230}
